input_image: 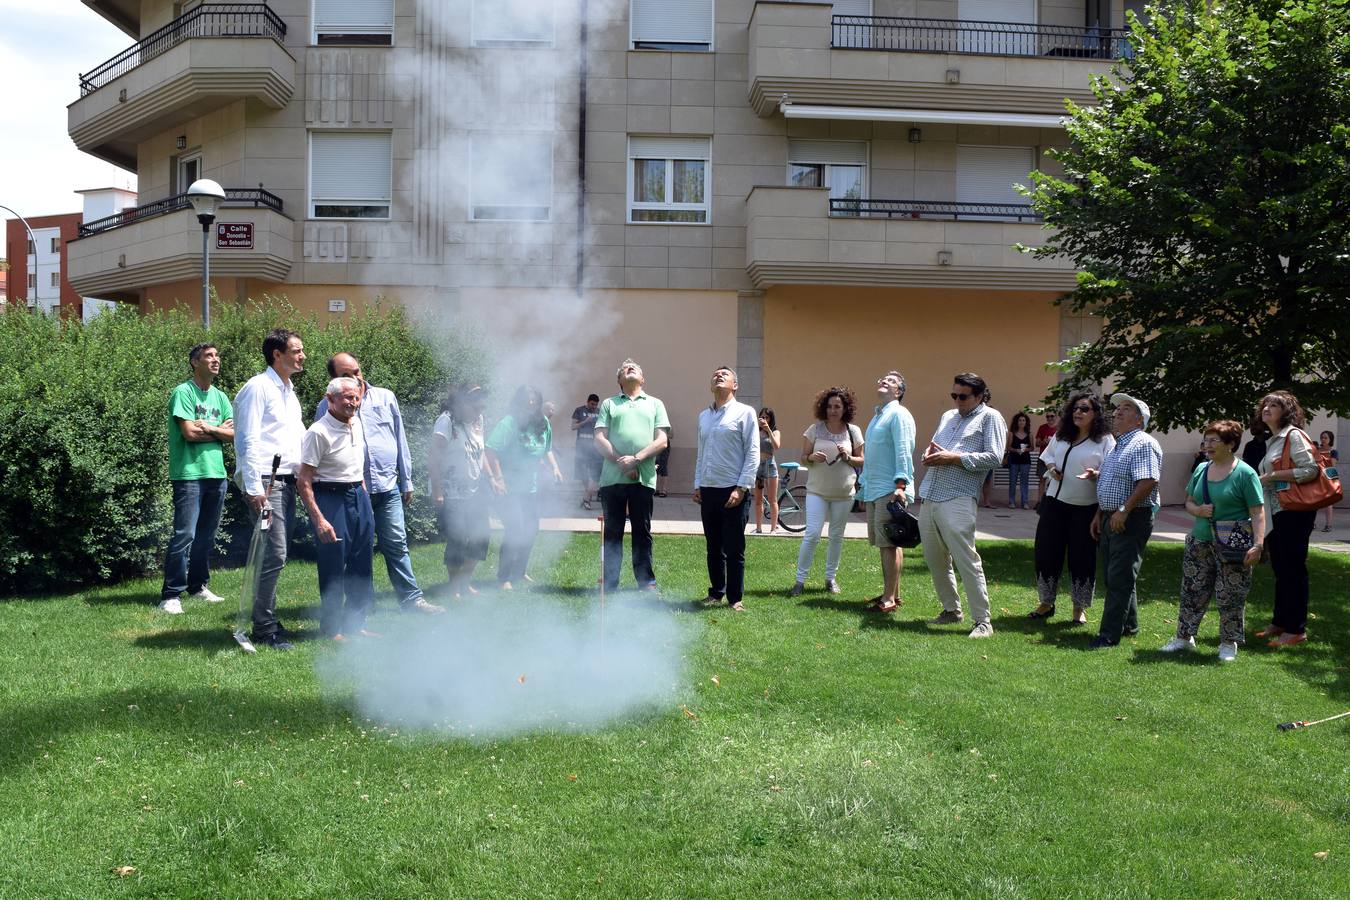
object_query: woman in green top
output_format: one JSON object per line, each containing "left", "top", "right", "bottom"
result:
{"left": 484, "top": 385, "right": 563, "bottom": 590}
{"left": 1160, "top": 420, "right": 1265, "bottom": 662}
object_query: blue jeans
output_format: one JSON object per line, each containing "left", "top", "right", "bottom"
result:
{"left": 370, "top": 489, "right": 423, "bottom": 607}
{"left": 161, "top": 478, "right": 226, "bottom": 600}
{"left": 314, "top": 485, "right": 375, "bottom": 636}
{"left": 1008, "top": 462, "right": 1030, "bottom": 507}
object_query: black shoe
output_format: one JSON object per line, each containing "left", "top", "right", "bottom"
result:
{"left": 1122, "top": 626, "right": 1140, "bottom": 637}
{"left": 1088, "top": 635, "right": 1119, "bottom": 650}
{"left": 253, "top": 632, "right": 294, "bottom": 651}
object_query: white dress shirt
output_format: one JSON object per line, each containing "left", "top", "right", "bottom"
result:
{"left": 233, "top": 367, "right": 306, "bottom": 495}
{"left": 693, "top": 398, "right": 759, "bottom": 491}
{"left": 301, "top": 412, "right": 367, "bottom": 483}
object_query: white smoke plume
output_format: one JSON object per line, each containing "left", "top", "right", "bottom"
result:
{"left": 318, "top": 597, "right": 698, "bottom": 738}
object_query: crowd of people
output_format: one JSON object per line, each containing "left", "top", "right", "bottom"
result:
{"left": 158, "top": 329, "right": 1336, "bottom": 659}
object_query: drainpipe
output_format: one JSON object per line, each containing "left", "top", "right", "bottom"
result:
{"left": 576, "top": 0, "right": 588, "bottom": 297}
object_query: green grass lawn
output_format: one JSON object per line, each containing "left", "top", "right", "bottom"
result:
{"left": 2, "top": 534, "right": 1346, "bottom": 898}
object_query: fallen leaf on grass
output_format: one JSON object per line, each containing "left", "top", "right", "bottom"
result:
{"left": 710, "top": 675, "right": 720, "bottom": 686}
{"left": 988, "top": 774, "right": 997, "bottom": 780}
{"left": 769, "top": 785, "right": 782, "bottom": 792}
{"left": 681, "top": 706, "right": 699, "bottom": 720}
{"left": 999, "top": 607, "right": 1011, "bottom": 615}
{"left": 861, "top": 759, "right": 874, "bottom": 767}
{"left": 232, "top": 779, "right": 245, "bottom": 787}
{"left": 1114, "top": 716, "right": 1127, "bottom": 721}
{"left": 567, "top": 774, "right": 578, "bottom": 782}
{"left": 112, "top": 866, "right": 136, "bottom": 877}
{"left": 1314, "top": 851, "right": 1329, "bottom": 860}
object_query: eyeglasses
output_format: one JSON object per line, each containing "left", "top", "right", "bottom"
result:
{"left": 1200, "top": 437, "right": 1220, "bottom": 445}
{"left": 1073, "top": 405, "right": 1093, "bottom": 413}
{"left": 951, "top": 392, "right": 972, "bottom": 401}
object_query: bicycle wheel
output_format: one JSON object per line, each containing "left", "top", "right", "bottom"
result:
{"left": 777, "top": 484, "right": 808, "bottom": 533}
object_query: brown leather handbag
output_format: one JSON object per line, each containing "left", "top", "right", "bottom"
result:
{"left": 1277, "top": 429, "right": 1343, "bottom": 512}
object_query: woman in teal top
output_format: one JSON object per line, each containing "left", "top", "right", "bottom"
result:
{"left": 484, "top": 385, "right": 563, "bottom": 590}
{"left": 1159, "top": 420, "right": 1265, "bottom": 662}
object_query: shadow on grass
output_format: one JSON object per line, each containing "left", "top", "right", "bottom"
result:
{"left": 132, "top": 626, "right": 327, "bottom": 653}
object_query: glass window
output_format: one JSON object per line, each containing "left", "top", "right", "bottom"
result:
{"left": 310, "top": 131, "right": 394, "bottom": 219}
{"left": 627, "top": 137, "right": 712, "bottom": 224}
{"left": 471, "top": 133, "right": 553, "bottom": 221}
{"left": 473, "top": 0, "right": 554, "bottom": 45}
{"left": 313, "top": 0, "right": 394, "bottom": 46}
{"left": 630, "top": 0, "right": 713, "bottom": 51}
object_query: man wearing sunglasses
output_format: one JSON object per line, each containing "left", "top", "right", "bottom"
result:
{"left": 917, "top": 373, "right": 1008, "bottom": 638}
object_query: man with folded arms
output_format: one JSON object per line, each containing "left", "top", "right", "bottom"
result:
{"left": 299, "top": 377, "right": 376, "bottom": 641}
{"left": 693, "top": 366, "right": 759, "bottom": 611}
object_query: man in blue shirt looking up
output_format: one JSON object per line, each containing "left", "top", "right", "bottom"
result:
{"left": 859, "top": 370, "right": 916, "bottom": 614}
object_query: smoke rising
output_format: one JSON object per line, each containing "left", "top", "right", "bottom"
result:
{"left": 318, "top": 596, "right": 698, "bottom": 738}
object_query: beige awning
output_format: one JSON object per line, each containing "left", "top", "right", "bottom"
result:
{"left": 779, "top": 103, "right": 1065, "bottom": 129}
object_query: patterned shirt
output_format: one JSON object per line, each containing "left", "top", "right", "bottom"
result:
{"left": 859, "top": 400, "right": 916, "bottom": 502}
{"left": 917, "top": 404, "right": 1008, "bottom": 503}
{"left": 1096, "top": 428, "right": 1163, "bottom": 511}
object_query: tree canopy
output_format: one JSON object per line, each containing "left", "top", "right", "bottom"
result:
{"left": 1027, "top": 0, "right": 1350, "bottom": 431}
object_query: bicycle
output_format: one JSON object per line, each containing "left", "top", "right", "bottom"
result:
{"left": 765, "top": 461, "right": 807, "bottom": 533}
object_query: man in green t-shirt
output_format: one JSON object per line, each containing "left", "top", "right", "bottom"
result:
{"left": 594, "top": 358, "right": 670, "bottom": 592}
{"left": 159, "top": 343, "right": 234, "bottom": 614}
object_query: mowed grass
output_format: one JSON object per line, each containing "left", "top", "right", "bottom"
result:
{"left": 1, "top": 532, "right": 1347, "bottom": 898}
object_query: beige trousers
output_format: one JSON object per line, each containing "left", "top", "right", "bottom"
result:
{"left": 918, "top": 496, "right": 991, "bottom": 622}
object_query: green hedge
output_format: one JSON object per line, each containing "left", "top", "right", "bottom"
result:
{"left": 0, "top": 299, "right": 484, "bottom": 595}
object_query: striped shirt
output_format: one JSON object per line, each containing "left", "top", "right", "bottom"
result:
{"left": 1095, "top": 428, "right": 1163, "bottom": 510}
{"left": 917, "top": 404, "right": 1008, "bottom": 502}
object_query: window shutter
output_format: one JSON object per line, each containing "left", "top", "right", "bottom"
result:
{"left": 628, "top": 135, "right": 711, "bottom": 160}
{"left": 312, "top": 132, "right": 393, "bottom": 201}
{"left": 473, "top": 0, "right": 554, "bottom": 43}
{"left": 956, "top": 145, "right": 1033, "bottom": 206}
{"left": 788, "top": 140, "right": 868, "bottom": 166}
{"left": 830, "top": 0, "right": 872, "bottom": 16}
{"left": 314, "top": 0, "right": 395, "bottom": 31}
{"left": 472, "top": 133, "right": 553, "bottom": 211}
{"left": 631, "top": 0, "right": 713, "bottom": 44}
{"left": 957, "top": 0, "right": 1033, "bottom": 23}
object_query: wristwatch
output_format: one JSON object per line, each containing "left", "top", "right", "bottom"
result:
{"left": 1117, "top": 504, "right": 1128, "bottom": 513}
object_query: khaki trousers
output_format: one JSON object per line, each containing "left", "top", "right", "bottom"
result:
{"left": 918, "top": 496, "right": 991, "bottom": 622}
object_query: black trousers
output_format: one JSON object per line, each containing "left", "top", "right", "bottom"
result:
{"left": 699, "top": 486, "right": 750, "bottom": 603}
{"left": 598, "top": 483, "right": 656, "bottom": 590}
{"left": 1033, "top": 496, "right": 1100, "bottom": 608}
{"left": 1268, "top": 508, "right": 1316, "bottom": 634}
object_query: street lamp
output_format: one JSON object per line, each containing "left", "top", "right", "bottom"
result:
{"left": 0, "top": 204, "right": 41, "bottom": 313}
{"left": 186, "top": 178, "right": 226, "bottom": 329}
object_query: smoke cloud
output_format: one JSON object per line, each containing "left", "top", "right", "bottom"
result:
{"left": 318, "top": 597, "right": 699, "bottom": 739}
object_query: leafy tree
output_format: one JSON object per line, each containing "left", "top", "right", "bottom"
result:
{"left": 1026, "top": 0, "right": 1350, "bottom": 431}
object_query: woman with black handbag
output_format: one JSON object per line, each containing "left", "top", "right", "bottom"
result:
{"left": 1160, "top": 420, "right": 1265, "bottom": 662}
{"left": 1028, "top": 393, "right": 1113, "bottom": 625}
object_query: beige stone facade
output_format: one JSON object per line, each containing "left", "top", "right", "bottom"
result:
{"left": 73, "top": 0, "right": 1182, "bottom": 489}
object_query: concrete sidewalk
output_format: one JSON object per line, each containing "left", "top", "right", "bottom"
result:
{"left": 536, "top": 490, "right": 1350, "bottom": 552}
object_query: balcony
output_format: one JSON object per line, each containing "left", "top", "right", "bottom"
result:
{"left": 745, "top": 186, "right": 1076, "bottom": 291}
{"left": 69, "top": 4, "right": 293, "bottom": 168}
{"left": 748, "top": 2, "right": 1127, "bottom": 118}
{"left": 68, "top": 189, "right": 293, "bottom": 299}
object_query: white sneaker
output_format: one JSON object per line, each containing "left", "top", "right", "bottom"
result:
{"left": 1217, "top": 641, "right": 1238, "bottom": 663}
{"left": 158, "top": 597, "right": 184, "bottom": 614}
{"left": 190, "top": 587, "right": 225, "bottom": 604}
{"left": 1159, "top": 635, "right": 1195, "bottom": 653}
{"left": 968, "top": 621, "right": 994, "bottom": 639}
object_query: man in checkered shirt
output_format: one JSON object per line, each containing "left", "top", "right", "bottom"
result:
{"left": 917, "top": 373, "right": 1008, "bottom": 639}
{"left": 1087, "top": 393, "right": 1163, "bottom": 649}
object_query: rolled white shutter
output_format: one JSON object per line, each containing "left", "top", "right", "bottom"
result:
{"left": 956, "top": 145, "right": 1033, "bottom": 206}
{"left": 957, "top": 0, "right": 1033, "bottom": 23}
{"left": 314, "top": 0, "right": 395, "bottom": 31}
{"left": 831, "top": 0, "right": 872, "bottom": 16}
{"left": 788, "top": 140, "right": 867, "bottom": 166}
{"left": 629, "top": 135, "right": 711, "bottom": 160}
{"left": 473, "top": 0, "right": 554, "bottom": 43}
{"left": 631, "top": 0, "right": 713, "bottom": 44}
{"left": 472, "top": 133, "right": 553, "bottom": 210}
{"left": 312, "top": 132, "right": 393, "bottom": 202}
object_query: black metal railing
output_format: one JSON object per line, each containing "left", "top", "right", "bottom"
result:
{"left": 79, "top": 4, "right": 287, "bottom": 96}
{"left": 78, "top": 188, "right": 283, "bottom": 238}
{"left": 830, "top": 199, "right": 1042, "bottom": 222}
{"left": 832, "top": 16, "right": 1130, "bottom": 59}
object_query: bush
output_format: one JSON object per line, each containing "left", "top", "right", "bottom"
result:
{"left": 0, "top": 298, "right": 483, "bottom": 595}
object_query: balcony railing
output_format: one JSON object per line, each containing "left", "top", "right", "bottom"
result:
{"left": 832, "top": 16, "right": 1130, "bottom": 59}
{"left": 79, "top": 188, "right": 284, "bottom": 237}
{"left": 830, "top": 199, "right": 1042, "bottom": 222}
{"left": 79, "top": 3, "right": 287, "bottom": 96}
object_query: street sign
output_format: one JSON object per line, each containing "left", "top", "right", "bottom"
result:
{"left": 216, "top": 223, "right": 253, "bottom": 249}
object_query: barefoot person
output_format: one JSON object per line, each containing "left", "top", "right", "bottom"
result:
{"left": 859, "top": 372, "right": 915, "bottom": 613}
{"left": 298, "top": 377, "right": 376, "bottom": 641}
{"left": 694, "top": 366, "right": 758, "bottom": 611}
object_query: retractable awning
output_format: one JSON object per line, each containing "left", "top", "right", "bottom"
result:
{"left": 779, "top": 103, "right": 1065, "bottom": 129}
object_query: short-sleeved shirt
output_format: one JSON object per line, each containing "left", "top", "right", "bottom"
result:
{"left": 1096, "top": 428, "right": 1163, "bottom": 510}
{"left": 432, "top": 412, "right": 484, "bottom": 500}
{"left": 486, "top": 415, "right": 552, "bottom": 494}
{"left": 803, "top": 422, "right": 864, "bottom": 500}
{"left": 1039, "top": 435, "right": 1115, "bottom": 506}
{"left": 167, "top": 381, "right": 233, "bottom": 480}
{"left": 572, "top": 405, "right": 598, "bottom": 445}
{"left": 1186, "top": 460, "right": 1263, "bottom": 541}
{"left": 595, "top": 392, "right": 670, "bottom": 490}
{"left": 301, "top": 413, "right": 367, "bottom": 483}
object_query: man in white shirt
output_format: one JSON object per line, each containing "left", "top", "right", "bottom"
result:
{"left": 693, "top": 365, "right": 759, "bottom": 611}
{"left": 299, "top": 377, "right": 376, "bottom": 640}
{"left": 233, "top": 328, "right": 307, "bottom": 650}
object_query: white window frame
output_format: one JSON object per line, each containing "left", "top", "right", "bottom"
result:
{"left": 627, "top": 136, "right": 712, "bottom": 225}
{"left": 469, "top": 132, "right": 554, "bottom": 223}
{"left": 308, "top": 130, "right": 394, "bottom": 221}
{"left": 787, "top": 140, "right": 869, "bottom": 212}
{"left": 176, "top": 151, "right": 202, "bottom": 195}
{"left": 312, "top": 0, "right": 395, "bottom": 46}
{"left": 629, "top": 0, "right": 715, "bottom": 52}
{"left": 472, "top": 0, "right": 556, "bottom": 47}
{"left": 50, "top": 236, "right": 60, "bottom": 253}
{"left": 50, "top": 271, "right": 60, "bottom": 288}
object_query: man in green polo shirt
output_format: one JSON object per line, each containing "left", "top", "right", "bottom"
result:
{"left": 594, "top": 358, "right": 669, "bottom": 592}
{"left": 159, "top": 343, "right": 234, "bottom": 614}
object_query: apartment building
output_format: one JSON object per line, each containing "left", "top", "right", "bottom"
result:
{"left": 5, "top": 213, "right": 84, "bottom": 317}
{"left": 74, "top": 0, "right": 1241, "bottom": 488}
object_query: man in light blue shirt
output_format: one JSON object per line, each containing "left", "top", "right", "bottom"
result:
{"left": 693, "top": 365, "right": 759, "bottom": 611}
{"left": 917, "top": 373, "right": 1007, "bottom": 638}
{"left": 859, "top": 370, "right": 916, "bottom": 613}
{"left": 318, "top": 352, "right": 442, "bottom": 615}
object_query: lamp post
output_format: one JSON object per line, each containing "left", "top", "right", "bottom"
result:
{"left": 186, "top": 179, "right": 226, "bottom": 329}
{"left": 0, "top": 204, "right": 41, "bottom": 313}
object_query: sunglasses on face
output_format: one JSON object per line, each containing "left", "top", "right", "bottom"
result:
{"left": 1073, "top": 405, "right": 1093, "bottom": 413}
{"left": 951, "top": 392, "right": 973, "bottom": 401}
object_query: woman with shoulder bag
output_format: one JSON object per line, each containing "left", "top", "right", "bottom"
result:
{"left": 790, "top": 387, "right": 864, "bottom": 596}
{"left": 1028, "top": 393, "right": 1114, "bottom": 625}
{"left": 1254, "top": 391, "right": 1323, "bottom": 648}
{"left": 1159, "top": 420, "right": 1265, "bottom": 662}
